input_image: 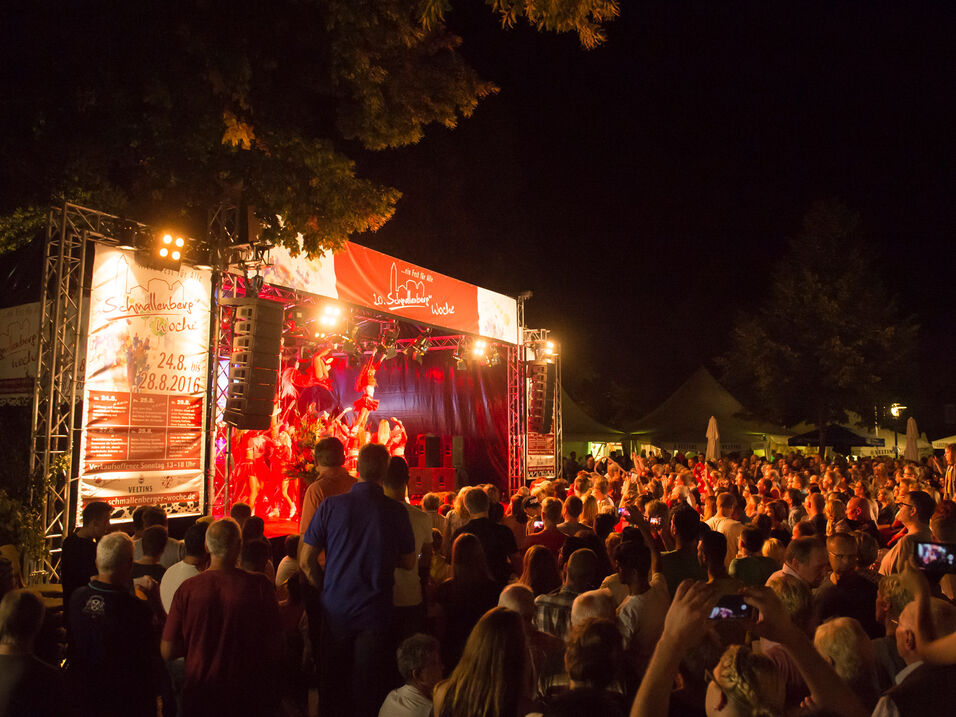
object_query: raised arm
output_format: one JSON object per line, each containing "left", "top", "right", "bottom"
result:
{"left": 743, "top": 586, "right": 868, "bottom": 717}
{"left": 630, "top": 580, "right": 718, "bottom": 717}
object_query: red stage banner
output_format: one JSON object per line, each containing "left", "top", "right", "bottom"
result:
{"left": 77, "top": 247, "right": 211, "bottom": 521}
{"left": 263, "top": 243, "right": 519, "bottom": 344}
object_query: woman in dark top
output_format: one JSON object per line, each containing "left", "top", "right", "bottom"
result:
{"left": 432, "top": 533, "right": 500, "bottom": 672}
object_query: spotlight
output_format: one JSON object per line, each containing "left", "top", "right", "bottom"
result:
{"left": 488, "top": 349, "right": 502, "bottom": 367}
{"left": 115, "top": 221, "right": 138, "bottom": 250}
{"left": 318, "top": 303, "right": 344, "bottom": 328}
{"left": 153, "top": 231, "right": 184, "bottom": 270}
{"left": 472, "top": 339, "right": 487, "bottom": 358}
{"left": 408, "top": 329, "right": 431, "bottom": 364}
{"left": 544, "top": 341, "right": 554, "bottom": 356}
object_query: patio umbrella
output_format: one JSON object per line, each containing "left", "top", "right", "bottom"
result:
{"left": 705, "top": 415, "right": 720, "bottom": 462}
{"left": 904, "top": 417, "right": 919, "bottom": 462}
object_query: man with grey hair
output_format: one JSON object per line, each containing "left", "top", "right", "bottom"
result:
{"left": 68, "top": 531, "right": 160, "bottom": 717}
{"left": 870, "top": 596, "right": 956, "bottom": 717}
{"left": 378, "top": 634, "right": 441, "bottom": 717}
{"left": 162, "top": 518, "right": 281, "bottom": 717}
{"left": 451, "top": 485, "right": 519, "bottom": 589}
{"left": 571, "top": 588, "right": 617, "bottom": 627}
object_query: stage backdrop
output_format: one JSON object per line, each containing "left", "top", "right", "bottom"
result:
{"left": 294, "top": 352, "right": 509, "bottom": 487}
{"left": 77, "top": 247, "right": 211, "bottom": 522}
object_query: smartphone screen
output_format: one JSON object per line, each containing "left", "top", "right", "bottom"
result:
{"left": 532, "top": 520, "right": 544, "bottom": 531}
{"left": 914, "top": 541, "right": 956, "bottom": 574}
{"left": 708, "top": 595, "right": 756, "bottom": 620}
{"left": 649, "top": 516, "right": 661, "bottom": 527}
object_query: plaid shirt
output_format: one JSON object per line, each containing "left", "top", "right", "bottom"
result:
{"left": 534, "top": 585, "right": 580, "bottom": 641}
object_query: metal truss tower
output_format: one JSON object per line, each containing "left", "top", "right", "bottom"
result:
{"left": 30, "top": 203, "right": 131, "bottom": 578}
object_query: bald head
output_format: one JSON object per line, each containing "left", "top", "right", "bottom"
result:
{"left": 566, "top": 548, "right": 598, "bottom": 590}
{"left": 498, "top": 583, "right": 535, "bottom": 624}
{"left": 897, "top": 597, "right": 956, "bottom": 665}
{"left": 846, "top": 497, "right": 869, "bottom": 521}
{"left": 571, "top": 589, "right": 616, "bottom": 627}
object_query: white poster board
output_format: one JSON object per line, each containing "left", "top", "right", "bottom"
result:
{"left": 77, "top": 247, "right": 211, "bottom": 521}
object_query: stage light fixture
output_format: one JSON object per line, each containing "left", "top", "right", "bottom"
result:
{"left": 472, "top": 339, "right": 487, "bottom": 358}
{"left": 153, "top": 231, "right": 185, "bottom": 270}
{"left": 115, "top": 221, "right": 138, "bottom": 250}
{"left": 408, "top": 330, "right": 431, "bottom": 363}
{"left": 318, "top": 303, "right": 343, "bottom": 328}
{"left": 452, "top": 342, "right": 467, "bottom": 368}
{"left": 488, "top": 349, "right": 502, "bottom": 367}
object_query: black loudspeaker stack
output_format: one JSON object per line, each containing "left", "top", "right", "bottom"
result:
{"left": 529, "top": 361, "right": 556, "bottom": 434}
{"left": 222, "top": 297, "right": 283, "bottom": 431}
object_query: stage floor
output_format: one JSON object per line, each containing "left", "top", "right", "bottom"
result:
{"left": 263, "top": 515, "right": 300, "bottom": 538}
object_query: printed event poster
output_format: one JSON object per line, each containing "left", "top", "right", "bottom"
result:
{"left": 77, "top": 247, "right": 211, "bottom": 521}
{"left": 0, "top": 302, "right": 39, "bottom": 403}
{"left": 527, "top": 431, "right": 556, "bottom": 478}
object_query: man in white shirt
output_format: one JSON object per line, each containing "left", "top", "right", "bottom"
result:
{"left": 159, "top": 522, "right": 207, "bottom": 613}
{"left": 378, "top": 634, "right": 441, "bottom": 717}
{"left": 134, "top": 506, "right": 185, "bottom": 569}
{"left": 615, "top": 539, "right": 669, "bottom": 674}
{"left": 705, "top": 492, "right": 744, "bottom": 566}
{"left": 385, "top": 458, "right": 432, "bottom": 637}
{"left": 879, "top": 491, "right": 935, "bottom": 576}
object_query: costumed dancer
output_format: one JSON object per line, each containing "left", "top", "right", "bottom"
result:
{"left": 278, "top": 345, "right": 334, "bottom": 423}
{"left": 268, "top": 421, "right": 297, "bottom": 519}
{"left": 233, "top": 430, "right": 272, "bottom": 514}
{"left": 386, "top": 417, "right": 407, "bottom": 457}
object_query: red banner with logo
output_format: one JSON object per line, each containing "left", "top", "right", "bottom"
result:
{"left": 263, "top": 243, "right": 519, "bottom": 344}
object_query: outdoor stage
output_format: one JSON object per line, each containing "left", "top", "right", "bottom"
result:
{"left": 26, "top": 203, "right": 561, "bottom": 574}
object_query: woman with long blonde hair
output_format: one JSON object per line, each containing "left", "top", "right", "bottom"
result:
{"left": 432, "top": 607, "right": 533, "bottom": 717}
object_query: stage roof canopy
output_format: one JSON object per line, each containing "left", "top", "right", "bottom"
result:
{"left": 262, "top": 242, "right": 519, "bottom": 344}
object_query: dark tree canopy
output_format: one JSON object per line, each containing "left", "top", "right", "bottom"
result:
{"left": 0, "top": 0, "right": 617, "bottom": 255}
{"left": 718, "top": 201, "right": 918, "bottom": 432}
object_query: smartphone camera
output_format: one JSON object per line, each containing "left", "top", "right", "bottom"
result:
{"left": 914, "top": 541, "right": 956, "bottom": 574}
{"left": 708, "top": 594, "right": 756, "bottom": 620}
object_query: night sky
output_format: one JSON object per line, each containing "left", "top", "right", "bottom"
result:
{"left": 354, "top": 1, "right": 956, "bottom": 431}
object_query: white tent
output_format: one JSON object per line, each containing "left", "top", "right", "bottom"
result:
{"left": 627, "top": 368, "right": 791, "bottom": 455}
{"left": 933, "top": 435, "right": 956, "bottom": 450}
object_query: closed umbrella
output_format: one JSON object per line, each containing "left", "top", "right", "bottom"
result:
{"left": 705, "top": 415, "right": 721, "bottom": 462}
{"left": 904, "top": 417, "right": 919, "bottom": 462}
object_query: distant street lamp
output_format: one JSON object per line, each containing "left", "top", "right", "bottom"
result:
{"left": 889, "top": 403, "right": 908, "bottom": 455}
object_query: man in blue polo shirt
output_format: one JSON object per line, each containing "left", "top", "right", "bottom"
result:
{"left": 300, "top": 443, "right": 415, "bottom": 717}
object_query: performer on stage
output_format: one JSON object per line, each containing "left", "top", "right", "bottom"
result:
{"left": 386, "top": 417, "right": 407, "bottom": 457}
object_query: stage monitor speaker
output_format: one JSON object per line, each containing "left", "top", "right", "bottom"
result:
{"left": 419, "top": 434, "right": 442, "bottom": 468}
{"left": 529, "top": 361, "right": 556, "bottom": 434}
{"left": 408, "top": 467, "right": 455, "bottom": 496}
{"left": 222, "top": 297, "right": 283, "bottom": 430}
{"left": 451, "top": 435, "right": 464, "bottom": 468}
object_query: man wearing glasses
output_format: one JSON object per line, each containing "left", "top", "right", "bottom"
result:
{"left": 816, "top": 532, "right": 881, "bottom": 638}
{"left": 879, "top": 491, "right": 935, "bottom": 576}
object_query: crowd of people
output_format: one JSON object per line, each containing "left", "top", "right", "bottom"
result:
{"left": 2, "top": 439, "right": 956, "bottom": 717}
